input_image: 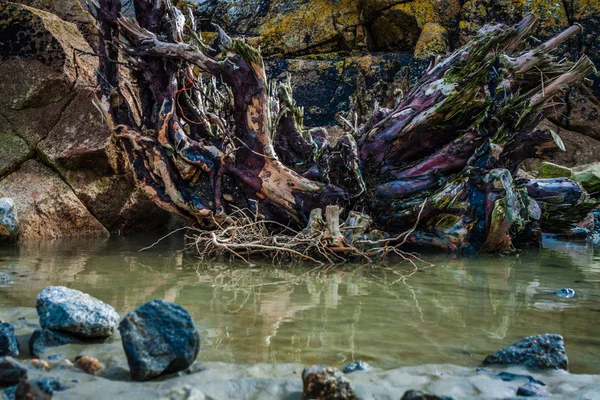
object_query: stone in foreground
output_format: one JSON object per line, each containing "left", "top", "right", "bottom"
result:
{"left": 119, "top": 300, "right": 200, "bottom": 381}
{"left": 14, "top": 379, "right": 52, "bottom": 400}
{"left": 0, "top": 322, "right": 19, "bottom": 356}
{"left": 0, "top": 357, "right": 27, "bottom": 385}
{"left": 36, "top": 286, "right": 119, "bottom": 338}
{"left": 28, "top": 329, "right": 83, "bottom": 357}
{"left": 302, "top": 365, "right": 357, "bottom": 400}
{"left": 483, "top": 334, "right": 568, "bottom": 370}
{"left": 401, "top": 390, "right": 456, "bottom": 400}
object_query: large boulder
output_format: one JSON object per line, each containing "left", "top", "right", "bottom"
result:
{"left": 483, "top": 334, "right": 568, "bottom": 370}
{"left": 0, "top": 323, "right": 19, "bottom": 357}
{"left": 119, "top": 300, "right": 200, "bottom": 381}
{"left": 0, "top": 198, "right": 19, "bottom": 242}
{"left": 0, "top": 2, "right": 169, "bottom": 238}
{"left": 36, "top": 286, "right": 119, "bottom": 338}
{"left": 0, "top": 160, "right": 108, "bottom": 239}
{"left": 0, "top": 357, "right": 27, "bottom": 386}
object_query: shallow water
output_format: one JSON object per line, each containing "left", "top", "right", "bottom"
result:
{"left": 1, "top": 235, "right": 599, "bottom": 374}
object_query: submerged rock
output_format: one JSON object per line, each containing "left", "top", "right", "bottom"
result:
{"left": 342, "top": 360, "right": 370, "bottom": 374}
{"left": 483, "top": 334, "right": 568, "bottom": 370}
{"left": 302, "top": 365, "right": 357, "bottom": 400}
{"left": 0, "top": 322, "right": 19, "bottom": 357}
{"left": 119, "top": 300, "right": 200, "bottom": 381}
{"left": 28, "top": 329, "right": 82, "bottom": 357}
{"left": 401, "top": 390, "right": 455, "bottom": 400}
{"left": 554, "top": 288, "right": 576, "bottom": 298}
{"left": 496, "top": 371, "right": 545, "bottom": 386}
{"left": 0, "top": 357, "right": 27, "bottom": 385}
{"left": 517, "top": 382, "right": 550, "bottom": 397}
{"left": 36, "top": 286, "right": 119, "bottom": 338}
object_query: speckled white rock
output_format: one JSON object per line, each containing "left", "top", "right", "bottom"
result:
{"left": 36, "top": 286, "right": 119, "bottom": 338}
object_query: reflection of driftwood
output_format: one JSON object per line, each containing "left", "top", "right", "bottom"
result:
{"left": 93, "top": 1, "right": 596, "bottom": 258}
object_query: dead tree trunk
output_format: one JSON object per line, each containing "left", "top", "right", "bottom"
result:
{"left": 92, "top": 0, "right": 596, "bottom": 258}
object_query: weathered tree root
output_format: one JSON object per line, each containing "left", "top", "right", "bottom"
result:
{"left": 92, "top": 0, "right": 597, "bottom": 260}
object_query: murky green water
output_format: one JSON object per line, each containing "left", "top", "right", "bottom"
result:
{"left": 1, "top": 235, "right": 599, "bottom": 374}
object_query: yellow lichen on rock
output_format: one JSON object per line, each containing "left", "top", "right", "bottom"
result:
{"left": 257, "top": 0, "right": 361, "bottom": 56}
{"left": 415, "top": 23, "right": 449, "bottom": 59}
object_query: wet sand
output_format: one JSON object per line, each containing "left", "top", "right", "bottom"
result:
{"left": 2, "top": 307, "right": 600, "bottom": 400}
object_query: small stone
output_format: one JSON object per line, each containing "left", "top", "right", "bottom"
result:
{"left": 342, "top": 360, "right": 370, "bottom": 374}
{"left": 31, "top": 358, "right": 50, "bottom": 370}
{"left": 401, "top": 390, "right": 456, "bottom": 400}
{"left": 554, "top": 288, "right": 575, "bottom": 298}
{"left": 36, "top": 286, "right": 119, "bottom": 338}
{"left": 517, "top": 382, "right": 550, "bottom": 397}
{"left": 302, "top": 365, "right": 357, "bottom": 400}
{"left": 75, "top": 355, "right": 102, "bottom": 375}
{"left": 0, "top": 357, "right": 27, "bottom": 385}
{"left": 119, "top": 300, "right": 200, "bottom": 381}
{"left": 29, "top": 329, "right": 82, "bottom": 357}
{"left": 14, "top": 379, "right": 52, "bottom": 400}
{"left": 0, "top": 322, "right": 19, "bottom": 357}
{"left": 483, "top": 334, "right": 568, "bottom": 370}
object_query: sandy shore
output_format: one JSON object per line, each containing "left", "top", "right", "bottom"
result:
{"left": 2, "top": 307, "right": 600, "bottom": 399}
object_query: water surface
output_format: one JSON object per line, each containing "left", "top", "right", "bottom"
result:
{"left": 1, "top": 235, "right": 599, "bottom": 374}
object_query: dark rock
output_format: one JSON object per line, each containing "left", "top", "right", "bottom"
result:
{"left": 36, "top": 286, "right": 119, "bottom": 338}
{"left": 0, "top": 198, "right": 19, "bottom": 242}
{"left": 302, "top": 365, "right": 357, "bottom": 400}
{"left": 483, "top": 334, "right": 568, "bottom": 370}
{"left": 517, "top": 382, "right": 550, "bottom": 397}
{"left": 28, "top": 329, "right": 82, "bottom": 357}
{"left": 14, "top": 379, "right": 51, "bottom": 400}
{"left": 342, "top": 360, "right": 370, "bottom": 374}
{"left": 554, "top": 288, "right": 575, "bottom": 298}
{"left": 0, "top": 323, "right": 19, "bottom": 357}
{"left": 2, "top": 377, "right": 65, "bottom": 400}
{"left": 497, "top": 372, "right": 545, "bottom": 386}
{"left": 0, "top": 357, "right": 27, "bottom": 386}
{"left": 401, "top": 390, "right": 455, "bottom": 400}
{"left": 119, "top": 300, "right": 200, "bottom": 381}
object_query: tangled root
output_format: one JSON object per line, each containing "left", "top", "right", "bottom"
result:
{"left": 185, "top": 202, "right": 429, "bottom": 266}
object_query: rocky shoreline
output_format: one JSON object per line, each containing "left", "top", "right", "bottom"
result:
{"left": 2, "top": 290, "right": 600, "bottom": 399}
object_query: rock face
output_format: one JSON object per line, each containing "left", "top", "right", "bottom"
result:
{"left": 483, "top": 334, "right": 568, "bottom": 370}
{"left": 119, "top": 300, "right": 200, "bottom": 381}
{"left": 0, "top": 161, "right": 108, "bottom": 239}
{"left": 0, "top": 322, "right": 19, "bottom": 357}
{"left": 0, "top": 198, "right": 19, "bottom": 242}
{"left": 302, "top": 365, "right": 357, "bottom": 400}
{"left": 0, "top": 357, "right": 27, "bottom": 385}
{"left": 28, "top": 329, "right": 83, "bottom": 357}
{"left": 36, "top": 286, "right": 119, "bottom": 338}
{"left": 0, "top": 1, "right": 169, "bottom": 240}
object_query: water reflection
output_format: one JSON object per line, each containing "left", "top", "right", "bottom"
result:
{"left": 0, "top": 235, "right": 599, "bottom": 373}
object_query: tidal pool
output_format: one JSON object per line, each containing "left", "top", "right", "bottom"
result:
{"left": 1, "top": 235, "right": 599, "bottom": 375}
